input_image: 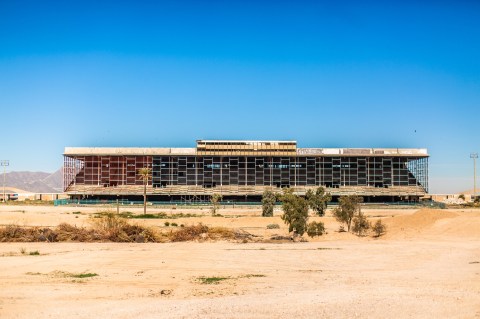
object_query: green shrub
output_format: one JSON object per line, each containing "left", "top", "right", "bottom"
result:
{"left": 352, "top": 213, "right": 370, "bottom": 236}
{"left": 306, "top": 221, "right": 326, "bottom": 237}
{"left": 164, "top": 222, "right": 170, "bottom": 227}
{"left": 372, "top": 219, "right": 387, "bottom": 237}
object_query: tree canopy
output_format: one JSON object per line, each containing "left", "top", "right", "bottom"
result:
{"left": 333, "top": 195, "right": 363, "bottom": 232}
{"left": 306, "top": 187, "right": 332, "bottom": 216}
{"left": 261, "top": 190, "right": 277, "bottom": 217}
{"left": 280, "top": 189, "right": 309, "bottom": 236}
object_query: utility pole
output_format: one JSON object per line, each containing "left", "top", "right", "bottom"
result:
{"left": 1, "top": 160, "right": 9, "bottom": 203}
{"left": 471, "top": 153, "right": 478, "bottom": 201}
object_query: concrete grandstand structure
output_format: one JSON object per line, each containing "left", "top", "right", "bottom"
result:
{"left": 63, "top": 140, "right": 429, "bottom": 202}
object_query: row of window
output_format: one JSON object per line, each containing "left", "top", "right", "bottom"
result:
{"left": 66, "top": 155, "right": 427, "bottom": 190}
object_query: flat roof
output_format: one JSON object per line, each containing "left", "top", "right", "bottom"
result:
{"left": 64, "top": 147, "right": 428, "bottom": 157}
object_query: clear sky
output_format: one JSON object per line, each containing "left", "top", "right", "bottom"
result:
{"left": 0, "top": 1, "right": 479, "bottom": 193}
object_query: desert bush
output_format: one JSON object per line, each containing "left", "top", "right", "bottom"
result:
{"left": 306, "top": 221, "right": 326, "bottom": 237}
{"left": 56, "top": 223, "right": 94, "bottom": 242}
{"left": 122, "top": 224, "right": 158, "bottom": 243}
{"left": 90, "top": 213, "right": 129, "bottom": 241}
{"left": 266, "top": 224, "right": 280, "bottom": 229}
{"left": 171, "top": 222, "right": 178, "bottom": 227}
{"left": 262, "top": 190, "right": 277, "bottom": 217}
{"left": 352, "top": 212, "right": 370, "bottom": 236}
{"left": 0, "top": 224, "right": 42, "bottom": 242}
{"left": 169, "top": 224, "right": 209, "bottom": 242}
{"left": 458, "top": 194, "right": 465, "bottom": 201}
{"left": 164, "top": 221, "right": 170, "bottom": 226}
{"left": 207, "top": 227, "right": 236, "bottom": 240}
{"left": 372, "top": 219, "right": 387, "bottom": 237}
{"left": 88, "top": 214, "right": 159, "bottom": 242}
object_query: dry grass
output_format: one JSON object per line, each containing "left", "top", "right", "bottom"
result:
{"left": 169, "top": 224, "right": 209, "bottom": 242}
{"left": 167, "top": 224, "right": 251, "bottom": 242}
{"left": 0, "top": 217, "right": 246, "bottom": 243}
{"left": 0, "top": 225, "right": 56, "bottom": 242}
{"left": 0, "top": 214, "right": 159, "bottom": 243}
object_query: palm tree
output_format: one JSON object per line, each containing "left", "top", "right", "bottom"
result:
{"left": 138, "top": 167, "right": 152, "bottom": 215}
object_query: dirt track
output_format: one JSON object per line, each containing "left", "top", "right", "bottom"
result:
{"left": 0, "top": 205, "right": 479, "bottom": 318}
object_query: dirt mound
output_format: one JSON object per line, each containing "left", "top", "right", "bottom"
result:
{"left": 384, "top": 209, "right": 458, "bottom": 239}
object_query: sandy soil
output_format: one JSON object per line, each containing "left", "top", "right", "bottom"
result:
{"left": 1, "top": 205, "right": 479, "bottom": 318}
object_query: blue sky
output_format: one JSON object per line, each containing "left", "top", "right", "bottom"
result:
{"left": 0, "top": 1, "right": 479, "bottom": 193}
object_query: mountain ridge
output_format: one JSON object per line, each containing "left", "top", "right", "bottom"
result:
{"left": 2, "top": 169, "right": 63, "bottom": 193}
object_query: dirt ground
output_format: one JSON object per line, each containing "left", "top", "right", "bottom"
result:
{"left": 0, "top": 204, "right": 479, "bottom": 318}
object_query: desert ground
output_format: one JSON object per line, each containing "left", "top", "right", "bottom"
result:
{"left": 0, "top": 204, "right": 479, "bottom": 318}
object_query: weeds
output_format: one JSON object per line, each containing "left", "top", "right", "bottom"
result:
{"left": 206, "top": 227, "right": 236, "bottom": 240}
{"left": 198, "top": 276, "right": 229, "bottom": 284}
{"left": 70, "top": 273, "right": 98, "bottom": 278}
{"left": 95, "top": 211, "right": 199, "bottom": 219}
{"left": 197, "top": 274, "right": 265, "bottom": 284}
{"left": 170, "top": 224, "right": 209, "bottom": 242}
{"left": 240, "top": 274, "right": 265, "bottom": 278}
{"left": 31, "top": 271, "right": 99, "bottom": 279}
{"left": 266, "top": 224, "right": 280, "bottom": 229}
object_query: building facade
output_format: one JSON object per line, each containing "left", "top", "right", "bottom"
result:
{"left": 64, "top": 140, "right": 429, "bottom": 201}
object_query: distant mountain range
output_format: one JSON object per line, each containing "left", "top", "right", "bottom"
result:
{"left": 2, "top": 169, "right": 63, "bottom": 193}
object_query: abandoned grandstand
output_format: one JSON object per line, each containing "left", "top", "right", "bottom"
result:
{"left": 63, "top": 140, "right": 429, "bottom": 202}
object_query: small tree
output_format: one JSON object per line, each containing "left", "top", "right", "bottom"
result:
{"left": 458, "top": 194, "right": 465, "bottom": 201}
{"left": 138, "top": 167, "right": 152, "bottom": 215}
{"left": 306, "top": 187, "right": 332, "bottom": 216}
{"left": 372, "top": 219, "right": 387, "bottom": 237}
{"left": 261, "top": 190, "right": 277, "bottom": 217}
{"left": 352, "top": 211, "right": 370, "bottom": 236}
{"left": 333, "top": 195, "right": 363, "bottom": 232}
{"left": 210, "top": 193, "right": 222, "bottom": 216}
{"left": 306, "top": 221, "right": 326, "bottom": 237}
{"left": 280, "top": 189, "right": 309, "bottom": 236}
